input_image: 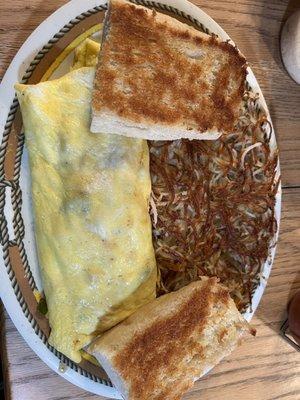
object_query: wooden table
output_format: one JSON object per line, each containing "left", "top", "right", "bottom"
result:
{"left": 1, "top": 0, "right": 300, "bottom": 399}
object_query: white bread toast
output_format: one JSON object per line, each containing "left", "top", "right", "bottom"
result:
{"left": 91, "top": 0, "right": 247, "bottom": 140}
{"left": 88, "top": 278, "right": 255, "bottom": 400}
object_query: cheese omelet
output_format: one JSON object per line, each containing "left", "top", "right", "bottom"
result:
{"left": 15, "top": 66, "right": 156, "bottom": 363}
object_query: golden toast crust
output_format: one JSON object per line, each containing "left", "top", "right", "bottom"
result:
{"left": 92, "top": 0, "right": 247, "bottom": 136}
{"left": 90, "top": 278, "right": 254, "bottom": 400}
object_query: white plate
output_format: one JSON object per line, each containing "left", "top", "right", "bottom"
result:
{"left": 0, "top": 0, "right": 281, "bottom": 397}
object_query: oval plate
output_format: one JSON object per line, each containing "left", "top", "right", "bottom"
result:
{"left": 0, "top": 0, "right": 281, "bottom": 397}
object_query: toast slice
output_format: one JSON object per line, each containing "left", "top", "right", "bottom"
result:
{"left": 91, "top": 0, "right": 247, "bottom": 140}
{"left": 88, "top": 278, "right": 255, "bottom": 400}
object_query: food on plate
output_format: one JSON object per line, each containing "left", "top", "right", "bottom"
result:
{"left": 68, "top": 36, "right": 278, "bottom": 312}
{"left": 151, "top": 93, "right": 279, "bottom": 311}
{"left": 89, "top": 277, "right": 255, "bottom": 400}
{"left": 72, "top": 38, "right": 101, "bottom": 70}
{"left": 15, "top": 67, "right": 156, "bottom": 363}
{"left": 83, "top": 36, "right": 279, "bottom": 311}
{"left": 12, "top": 0, "right": 278, "bottom": 388}
{"left": 91, "top": 0, "right": 247, "bottom": 141}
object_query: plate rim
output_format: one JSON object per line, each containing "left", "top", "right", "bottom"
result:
{"left": 0, "top": 0, "right": 281, "bottom": 397}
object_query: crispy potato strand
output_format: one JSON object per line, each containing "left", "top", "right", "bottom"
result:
{"left": 149, "top": 92, "right": 279, "bottom": 311}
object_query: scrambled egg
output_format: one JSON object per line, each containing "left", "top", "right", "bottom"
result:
{"left": 72, "top": 38, "right": 101, "bottom": 70}
{"left": 15, "top": 65, "right": 156, "bottom": 363}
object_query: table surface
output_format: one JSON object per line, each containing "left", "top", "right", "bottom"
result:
{"left": 0, "top": 0, "right": 300, "bottom": 399}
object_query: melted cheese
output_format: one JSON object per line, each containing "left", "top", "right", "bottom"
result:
{"left": 15, "top": 67, "right": 156, "bottom": 363}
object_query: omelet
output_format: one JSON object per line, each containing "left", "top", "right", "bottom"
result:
{"left": 15, "top": 66, "right": 156, "bottom": 363}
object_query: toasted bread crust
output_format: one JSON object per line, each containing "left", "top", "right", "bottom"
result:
{"left": 90, "top": 278, "right": 253, "bottom": 400}
{"left": 92, "top": 0, "right": 247, "bottom": 136}
{"left": 114, "top": 279, "right": 227, "bottom": 399}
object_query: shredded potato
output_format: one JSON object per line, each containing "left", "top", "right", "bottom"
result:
{"left": 149, "top": 91, "right": 279, "bottom": 312}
